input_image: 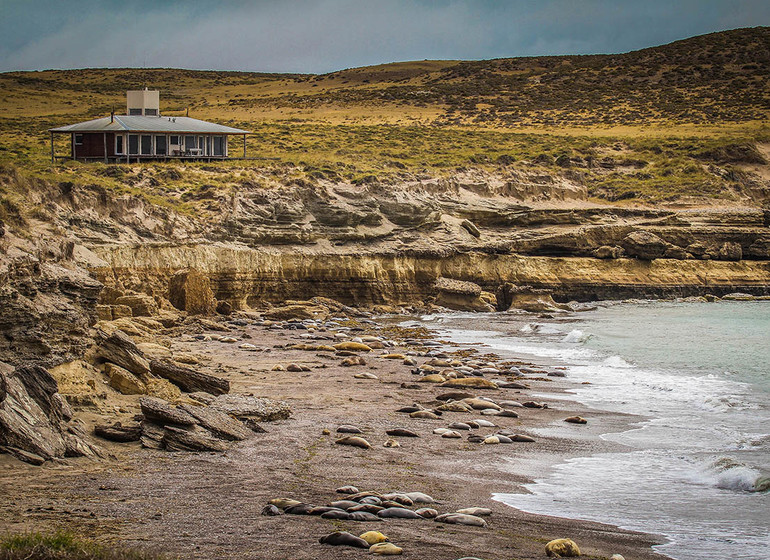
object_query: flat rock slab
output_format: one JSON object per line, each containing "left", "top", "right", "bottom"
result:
{"left": 209, "top": 395, "right": 291, "bottom": 421}
{"left": 94, "top": 422, "right": 142, "bottom": 443}
{"left": 178, "top": 404, "right": 253, "bottom": 441}
{"left": 150, "top": 359, "right": 229, "bottom": 395}
{"left": 162, "top": 425, "right": 230, "bottom": 453}
{"left": 139, "top": 397, "right": 197, "bottom": 426}
{"left": 96, "top": 330, "right": 150, "bottom": 376}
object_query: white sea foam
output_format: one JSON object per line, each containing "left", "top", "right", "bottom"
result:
{"left": 694, "top": 458, "right": 769, "bottom": 492}
{"left": 562, "top": 329, "right": 591, "bottom": 343}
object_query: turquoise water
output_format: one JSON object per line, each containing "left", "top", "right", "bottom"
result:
{"left": 427, "top": 302, "right": 770, "bottom": 560}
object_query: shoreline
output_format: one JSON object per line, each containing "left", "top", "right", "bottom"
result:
{"left": 0, "top": 308, "right": 671, "bottom": 560}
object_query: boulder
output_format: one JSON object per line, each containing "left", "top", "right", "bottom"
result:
{"left": 178, "top": 404, "right": 253, "bottom": 441}
{"left": 592, "top": 245, "right": 624, "bottom": 259}
{"left": 149, "top": 359, "right": 230, "bottom": 395}
{"left": 209, "top": 394, "right": 291, "bottom": 422}
{"left": 621, "top": 231, "right": 671, "bottom": 260}
{"left": 95, "top": 330, "right": 150, "bottom": 376}
{"left": 94, "top": 422, "right": 142, "bottom": 442}
{"left": 162, "top": 425, "right": 230, "bottom": 453}
{"left": 262, "top": 304, "right": 329, "bottom": 321}
{"left": 496, "top": 284, "right": 570, "bottom": 313}
{"left": 115, "top": 294, "right": 158, "bottom": 317}
{"left": 139, "top": 397, "right": 197, "bottom": 426}
{"left": 0, "top": 365, "right": 96, "bottom": 463}
{"left": 461, "top": 219, "right": 481, "bottom": 238}
{"left": 718, "top": 241, "right": 742, "bottom": 261}
{"left": 168, "top": 269, "right": 215, "bottom": 315}
{"left": 435, "top": 277, "right": 494, "bottom": 312}
{"left": 106, "top": 363, "right": 146, "bottom": 395}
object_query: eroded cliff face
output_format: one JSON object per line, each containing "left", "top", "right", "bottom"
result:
{"left": 3, "top": 163, "right": 770, "bottom": 338}
{"left": 93, "top": 243, "right": 770, "bottom": 309}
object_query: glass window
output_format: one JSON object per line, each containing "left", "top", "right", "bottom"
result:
{"left": 74, "top": 134, "right": 83, "bottom": 145}
{"left": 185, "top": 135, "right": 196, "bottom": 151}
{"left": 155, "top": 136, "right": 167, "bottom": 155}
{"left": 128, "top": 108, "right": 142, "bottom": 116}
{"left": 128, "top": 135, "right": 139, "bottom": 155}
{"left": 213, "top": 136, "right": 224, "bottom": 156}
{"left": 145, "top": 108, "right": 157, "bottom": 116}
{"left": 170, "top": 135, "right": 180, "bottom": 145}
{"left": 198, "top": 136, "right": 205, "bottom": 154}
{"left": 115, "top": 135, "right": 123, "bottom": 154}
{"left": 140, "top": 135, "right": 152, "bottom": 155}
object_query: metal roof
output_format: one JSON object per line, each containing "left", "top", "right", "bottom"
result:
{"left": 49, "top": 115, "right": 250, "bottom": 134}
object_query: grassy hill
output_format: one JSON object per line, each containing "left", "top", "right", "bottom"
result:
{"left": 0, "top": 27, "right": 768, "bottom": 209}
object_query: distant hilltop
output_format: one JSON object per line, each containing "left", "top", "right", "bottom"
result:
{"left": 1, "top": 26, "right": 768, "bottom": 128}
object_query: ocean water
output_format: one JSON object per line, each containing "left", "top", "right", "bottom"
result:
{"left": 422, "top": 301, "right": 770, "bottom": 560}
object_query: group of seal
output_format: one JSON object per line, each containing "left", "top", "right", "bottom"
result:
{"left": 264, "top": 485, "right": 493, "bottom": 555}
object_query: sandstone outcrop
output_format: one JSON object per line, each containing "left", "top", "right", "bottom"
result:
{"left": 168, "top": 268, "right": 216, "bottom": 315}
{"left": 0, "top": 363, "right": 103, "bottom": 464}
{"left": 434, "top": 277, "right": 494, "bottom": 312}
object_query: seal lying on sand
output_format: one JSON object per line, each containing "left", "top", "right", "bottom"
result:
{"left": 319, "top": 531, "right": 370, "bottom": 548}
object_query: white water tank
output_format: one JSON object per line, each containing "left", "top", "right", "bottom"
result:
{"left": 126, "top": 89, "right": 160, "bottom": 116}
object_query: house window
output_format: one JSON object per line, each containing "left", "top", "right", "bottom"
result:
{"left": 213, "top": 136, "right": 224, "bottom": 156}
{"left": 140, "top": 135, "right": 152, "bottom": 155}
{"left": 74, "top": 134, "right": 83, "bottom": 145}
{"left": 199, "top": 136, "right": 205, "bottom": 155}
{"left": 115, "top": 135, "right": 124, "bottom": 154}
{"left": 145, "top": 108, "right": 158, "bottom": 116}
{"left": 170, "top": 135, "right": 180, "bottom": 145}
{"left": 184, "top": 135, "right": 196, "bottom": 151}
{"left": 155, "top": 136, "right": 167, "bottom": 155}
{"left": 128, "top": 108, "right": 142, "bottom": 115}
{"left": 128, "top": 135, "right": 139, "bottom": 155}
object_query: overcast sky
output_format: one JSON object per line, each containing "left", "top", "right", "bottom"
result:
{"left": 1, "top": 0, "right": 768, "bottom": 74}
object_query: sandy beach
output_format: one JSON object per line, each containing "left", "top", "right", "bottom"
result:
{"left": 0, "top": 310, "right": 670, "bottom": 560}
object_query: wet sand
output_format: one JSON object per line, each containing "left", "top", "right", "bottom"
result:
{"left": 0, "top": 313, "right": 670, "bottom": 560}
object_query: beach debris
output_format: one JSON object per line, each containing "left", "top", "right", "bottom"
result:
{"left": 545, "top": 538, "right": 581, "bottom": 557}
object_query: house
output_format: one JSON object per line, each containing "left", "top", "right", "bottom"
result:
{"left": 49, "top": 89, "right": 250, "bottom": 163}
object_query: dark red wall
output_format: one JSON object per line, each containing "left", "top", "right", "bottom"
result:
{"left": 73, "top": 133, "right": 115, "bottom": 159}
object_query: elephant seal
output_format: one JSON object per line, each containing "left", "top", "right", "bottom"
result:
{"left": 434, "top": 513, "right": 488, "bottom": 527}
{"left": 415, "top": 507, "right": 438, "bottom": 518}
{"left": 448, "top": 422, "right": 471, "bottom": 430}
{"left": 359, "top": 531, "right": 389, "bottom": 545}
{"left": 545, "top": 538, "right": 580, "bottom": 557}
{"left": 336, "top": 485, "right": 359, "bottom": 494}
{"left": 349, "top": 511, "right": 380, "bottom": 521}
{"left": 467, "top": 434, "right": 485, "bottom": 443}
{"left": 319, "top": 531, "right": 370, "bottom": 548}
{"left": 370, "top": 542, "right": 403, "bottom": 555}
{"left": 496, "top": 435, "right": 513, "bottom": 443}
{"left": 410, "top": 410, "right": 440, "bottom": 419}
{"left": 386, "top": 428, "right": 419, "bottom": 437}
{"left": 510, "top": 434, "right": 536, "bottom": 442}
{"left": 348, "top": 504, "right": 384, "bottom": 514}
{"left": 335, "top": 436, "right": 372, "bottom": 449}
{"left": 403, "top": 491, "right": 435, "bottom": 504}
{"left": 442, "top": 430, "right": 462, "bottom": 438}
{"left": 321, "top": 510, "right": 351, "bottom": 520}
{"left": 359, "top": 496, "right": 382, "bottom": 505}
{"left": 381, "top": 493, "right": 414, "bottom": 506}
{"left": 330, "top": 500, "right": 360, "bottom": 510}
{"left": 383, "top": 438, "right": 401, "bottom": 448}
{"left": 564, "top": 416, "right": 588, "bottom": 424}
{"left": 337, "top": 425, "right": 363, "bottom": 434}
{"left": 378, "top": 507, "right": 422, "bottom": 519}
{"left": 456, "top": 507, "right": 492, "bottom": 516}
{"left": 285, "top": 503, "right": 315, "bottom": 515}
{"left": 261, "top": 504, "right": 283, "bottom": 516}
{"left": 269, "top": 498, "right": 301, "bottom": 510}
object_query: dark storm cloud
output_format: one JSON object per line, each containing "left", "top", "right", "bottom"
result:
{"left": 1, "top": 0, "right": 769, "bottom": 73}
